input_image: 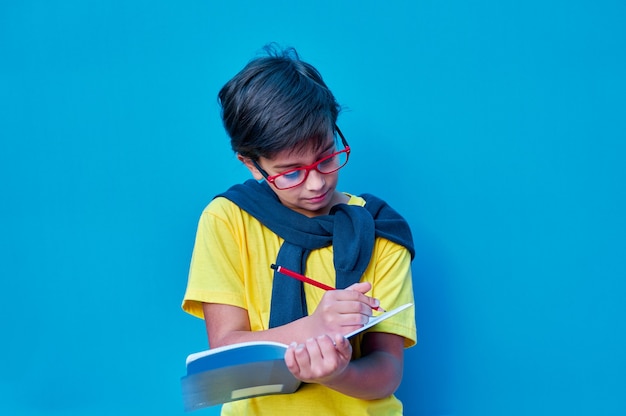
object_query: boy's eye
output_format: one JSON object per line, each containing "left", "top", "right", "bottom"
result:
{"left": 281, "top": 170, "right": 304, "bottom": 180}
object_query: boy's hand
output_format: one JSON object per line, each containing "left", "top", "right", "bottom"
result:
{"left": 284, "top": 333, "right": 352, "bottom": 383}
{"left": 306, "top": 281, "right": 380, "bottom": 337}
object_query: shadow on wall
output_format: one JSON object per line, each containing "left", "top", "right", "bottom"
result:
{"left": 395, "top": 224, "right": 457, "bottom": 416}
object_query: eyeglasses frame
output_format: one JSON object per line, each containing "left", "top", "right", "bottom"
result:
{"left": 251, "top": 126, "right": 350, "bottom": 190}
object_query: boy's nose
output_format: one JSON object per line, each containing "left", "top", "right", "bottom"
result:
{"left": 304, "top": 169, "right": 326, "bottom": 190}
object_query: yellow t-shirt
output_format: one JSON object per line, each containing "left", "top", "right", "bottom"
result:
{"left": 182, "top": 194, "right": 416, "bottom": 415}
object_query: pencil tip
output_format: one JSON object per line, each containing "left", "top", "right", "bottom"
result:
{"left": 270, "top": 264, "right": 278, "bottom": 270}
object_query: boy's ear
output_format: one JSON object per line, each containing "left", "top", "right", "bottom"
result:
{"left": 237, "top": 154, "right": 265, "bottom": 181}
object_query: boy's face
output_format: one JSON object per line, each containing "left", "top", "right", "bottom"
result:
{"left": 240, "top": 136, "right": 348, "bottom": 217}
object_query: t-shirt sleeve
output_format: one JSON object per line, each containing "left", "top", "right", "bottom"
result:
{"left": 181, "top": 198, "right": 247, "bottom": 319}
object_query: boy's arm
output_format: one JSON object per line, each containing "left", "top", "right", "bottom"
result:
{"left": 204, "top": 303, "right": 405, "bottom": 400}
{"left": 285, "top": 331, "right": 405, "bottom": 400}
{"left": 203, "top": 281, "right": 404, "bottom": 400}
{"left": 202, "top": 282, "right": 380, "bottom": 347}
{"left": 202, "top": 302, "right": 326, "bottom": 346}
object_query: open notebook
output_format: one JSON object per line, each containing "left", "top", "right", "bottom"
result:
{"left": 181, "top": 302, "right": 413, "bottom": 411}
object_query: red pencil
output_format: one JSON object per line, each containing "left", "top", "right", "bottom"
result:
{"left": 270, "top": 264, "right": 386, "bottom": 312}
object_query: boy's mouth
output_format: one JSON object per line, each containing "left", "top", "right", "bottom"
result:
{"left": 306, "top": 190, "right": 329, "bottom": 204}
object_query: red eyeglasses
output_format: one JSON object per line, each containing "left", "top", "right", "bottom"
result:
{"left": 252, "top": 127, "right": 350, "bottom": 190}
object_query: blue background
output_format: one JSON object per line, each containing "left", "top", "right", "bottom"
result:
{"left": 1, "top": 1, "right": 625, "bottom": 415}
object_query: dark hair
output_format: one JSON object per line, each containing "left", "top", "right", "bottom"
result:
{"left": 218, "top": 44, "right": 341, "bottom": 159}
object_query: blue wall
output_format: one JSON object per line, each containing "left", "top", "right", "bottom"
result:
{"left": 1, "top": 1, "right": 624, "bottom": 415}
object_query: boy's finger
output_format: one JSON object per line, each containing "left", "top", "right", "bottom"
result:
{"left": 344, "top": 281, "right": 372, "bottom": 293}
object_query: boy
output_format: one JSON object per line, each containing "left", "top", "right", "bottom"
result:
{"left": 182, "top": 44, "right": 416, "bottom": 415}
